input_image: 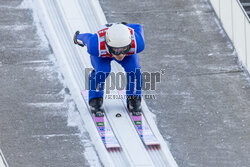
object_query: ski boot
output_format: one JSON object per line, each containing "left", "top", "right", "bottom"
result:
{"left": 127, "top": 96, "right": 142, "bottom": 116}
{"left": 89, "top": 97, "right": 104, "bottom": 117}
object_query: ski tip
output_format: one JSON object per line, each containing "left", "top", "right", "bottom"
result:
{"left": 107, "top": 147, "right": 122, "bottom": 152}
{"left": 147, "top": 144, "right": 161, "bottom": 150}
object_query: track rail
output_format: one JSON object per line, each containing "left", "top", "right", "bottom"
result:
{"left": 0, "top": 149, "right": 8, "bottom": 167}
{"left": 35, "top": 0, "right": 178, "bottom": 166}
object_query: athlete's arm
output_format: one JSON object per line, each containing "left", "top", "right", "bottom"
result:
{"left": 127, "top": 23, "right": 145, "bottom": 53}
{"left": 76, "top": 32, "right": 93, "bottom": 46}
{"left": 74, "top": 31, "right": 99, "bottom": 56}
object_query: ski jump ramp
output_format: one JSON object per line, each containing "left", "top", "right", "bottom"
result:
{"left": 35, "top": 0, "right": 178, "bottom": 166}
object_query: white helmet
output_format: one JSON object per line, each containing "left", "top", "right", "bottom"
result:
{"left": 105, "top": 24, "right": 132, "bottom": 55}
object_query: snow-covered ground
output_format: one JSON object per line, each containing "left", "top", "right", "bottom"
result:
{"left": 1, "top": 0, "right": 250, "bottom": 166}
{"left": 19, "top": 0, "right": 102, "bottom": 166}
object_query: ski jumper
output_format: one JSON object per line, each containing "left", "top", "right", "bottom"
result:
{"left": 77, "top": 23, "right": 145, "bottom": 101}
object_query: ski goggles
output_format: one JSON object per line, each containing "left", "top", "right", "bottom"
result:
{"left": 110, "top": 46, "right": 130, "bottom": 55}
{"left": 105, "top": 42, "right": 131, "bottom": 55}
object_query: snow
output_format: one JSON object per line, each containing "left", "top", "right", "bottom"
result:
{"left": 18, "top": 0, "right": 102, "bottom": 166}
{"left": 0, "top": 149, "right": 7, "bottom": 167}
{"left": 26, "top": 102, "right": 66, "bottom": 108}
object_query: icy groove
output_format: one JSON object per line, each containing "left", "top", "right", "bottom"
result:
{"left": 36, "top": 0, "right": 178, "bottom": 166}
{"left": 38, "top": 0, "right": 129, "bottom": 166}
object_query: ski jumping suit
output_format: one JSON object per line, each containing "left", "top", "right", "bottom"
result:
{"left": 76, "top": 23, "right": 145, "bottom": 101}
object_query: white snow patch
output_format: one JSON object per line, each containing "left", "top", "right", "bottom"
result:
{"left": 0, "top": 4, "right": 17, "bottom": 8}
{"left": 0, "top": 25, "right": 32, "bottom": 31}
{"left": 148, "top": 109, "right": 158, "bottom": 122}
{"left": 32, "top": 133, "right": 81, "bottom": 139}
{"left": 163, "top": 55, "right": 185, "bottom": 58}
{"left": 26, "top": 102, "right": 66, "bottom": 108}
{"left": 83, "top": 147, "right": 102, "bottom": 167}
{"left": 23, "top": 66, "right": 53, "bottom": 71}
{"left": 17, "top": 0, "right": 32, "bottom": 8}
{"left": 0, "top": 149, "right": 8, "bottom": 167}
{"left": 213, "top": 15, "right": 227, "bottom": 38}
{"left": 63, "top": 92, "right": 102, "bottom": 167}
{"left": 64, "top": 93, "right": 86, "bottom": 132}
{"left": 242, "top": 69, "right": 250, "bottom": 84}
{"left": 208, "top": 53, "right": 213, "bottom": 57}
{"left": 17, "top": 60, "right": 52, "bottom": 65}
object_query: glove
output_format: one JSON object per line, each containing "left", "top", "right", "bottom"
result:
{"left": 121, "top": 22, "right": 128, "bottom": 25}
{"left": 105, "top": 23, "right": 113, "bottom": 27}
{"left": 73, "top": 31, "right": 84, "bottom": 47}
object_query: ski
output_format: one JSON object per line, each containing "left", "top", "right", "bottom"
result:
{"left": 81, "top": 90, "right": 121, "bottom": 151}
{"left": 118, "top": 90, "right": 160, "bottom": 148}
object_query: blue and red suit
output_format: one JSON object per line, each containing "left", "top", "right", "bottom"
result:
{"left": 76, "top": 23, "right": 145, "bottom": 101}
